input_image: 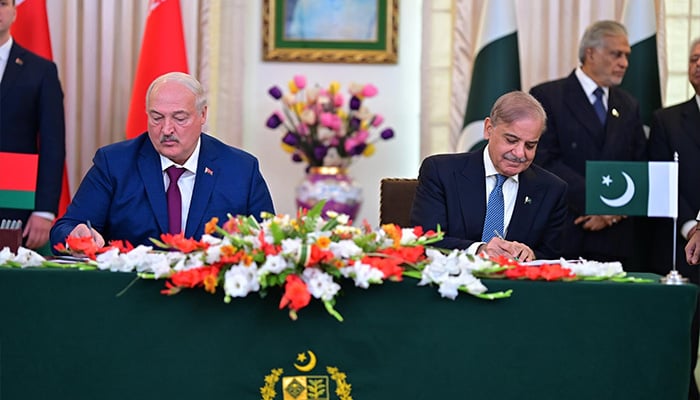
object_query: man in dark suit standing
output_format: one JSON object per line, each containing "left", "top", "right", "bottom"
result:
{"left": 652, "top": 37, "right": 700, "bottom": 400}
{"left": 649, "top": 37, "right": 700, "bottom": 285}
{"left": 0, "top": 0, "right": 65, "bottom": 249}
{"left": 50, "top": 72, "right": 274, "bottom": 249}
{"left": 410, "top": 91, "right": 567, "bottom": 261}
{"left": 529, "top": 20, "right": 647, "bottom": 266}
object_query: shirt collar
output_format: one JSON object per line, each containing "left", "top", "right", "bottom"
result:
{"left": 695, "top": 94, "right": 700, "bottom": 112}
{"left": 482, "top": 145, "right": 519, "bottom": 183}
{"left": 160, "top": 137, "right": 201, "bottom": 174}
{"left": 0, "top": 37, "right": 13, "bottom": 63}
{"left": 575, "top": 66, "right": 608, "bottom": 100}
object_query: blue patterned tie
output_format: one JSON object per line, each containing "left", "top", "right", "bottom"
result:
{"left": 593, "top": 87, "right": 607, "bottom": 125}
{"left": 482, "top": 174, "right": 506, "bottom": 242}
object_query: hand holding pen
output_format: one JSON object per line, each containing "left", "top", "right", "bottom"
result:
{"left": 67, "top": 220, "right": 106, "bottom": 249}
{"left": 482, "top": 230, "right": 535, "bottom": 262}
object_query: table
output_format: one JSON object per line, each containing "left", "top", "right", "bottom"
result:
{"left": 0, "top": 268, "right": 696, "bottom": 399}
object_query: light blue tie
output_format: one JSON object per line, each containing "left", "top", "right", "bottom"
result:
{"left": 482, "top": 174, "right": 506, "bottom": 242}
{"left": 593, "top": 87, "right": 607, "bottom": 125}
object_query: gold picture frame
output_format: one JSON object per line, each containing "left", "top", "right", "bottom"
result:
{"left": 262, "top": 0, "right": 398, "bottom": 64}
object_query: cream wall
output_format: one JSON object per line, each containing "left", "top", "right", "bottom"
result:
{"left": 242, "top": 1, "right": 423, "bottom": 225}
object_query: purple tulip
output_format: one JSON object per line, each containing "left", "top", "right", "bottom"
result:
{"left": 268, "top": 86, "right": 283, "bottom": 99}
{"left": 349, "top": 117, "right": 361, "bottom": 130}
{"left": 380, "top": 128, "right": 395, "bottom": 140}
{"left": 292, "top": 153, "right": 303, "bottom": 162}
{"left": 266, "top": 113, "right": 283, "bottom": 129}
{"left": 354, "top": 143, "right": 368, "bottom": 155}
{"left": 314, "top": 146, "right": 328, "bottom": 161}
{"left": 282, "top": 131, "right": 299, "bottom": 146}
{"left": 349, "top": 96, "right": 362, "bottom": 110}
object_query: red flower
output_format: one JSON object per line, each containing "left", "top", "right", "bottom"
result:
{"left": 165, "top": 265, "right": 221, "bottom": 291}
{"left": 379, "top": 245, "right": 426, "bottom": 264}
{"left": 159, "top": 233, "right": 210, "bottom": 253}
{"left": 61, "top": 235, "right": 101, "bottom": 259}
{"left": 105, "top": 240, "right": 134, "bottom": 254}
{"left": 279, "top": 275, "right": 311, "bottom": 313}
{"left": 539, "top": 264, "right": 575, "bottom": 281}
{"left": 305, "top": 245, "right": 335, "bottom": 267}
{"left": 360, "top": 255, "right": 403, "bottom": 281}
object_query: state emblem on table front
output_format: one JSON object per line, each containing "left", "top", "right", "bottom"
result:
{"left": 260, "top": 349, "right": 353, "bottom": 400}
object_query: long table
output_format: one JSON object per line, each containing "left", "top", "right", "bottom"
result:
{"left": 0, "top": 268, "right": 696, "bottom": 399}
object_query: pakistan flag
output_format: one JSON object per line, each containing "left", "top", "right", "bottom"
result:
{"left": 585, "top": 161, "right": 677, "bottom": 218}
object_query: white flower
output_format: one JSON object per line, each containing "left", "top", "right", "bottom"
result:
{"left": 329, "top": 239, "right": 363, "bottom": 259}
{"left": 13, "top": 247, "right": 46, "bottom": 267}
{"left": 223, "top": 263, "right": 260, "bottom": 298}
{"left": 302, "top": 267, "right": 340, "bottom": 301}
{"left": 399, "top": 228, "right": 418, "bottom": 244}
{"left": 421, "top": 248, "right": 487, "bottom": 299}
{"left": 340, "top": 262, "right": 384, "bottom": 289}
{"left": 0, "top": 246, "right": 15, "bottom": 265}
{"left": 259, "top": 254, "right": 290, "bottom": 275}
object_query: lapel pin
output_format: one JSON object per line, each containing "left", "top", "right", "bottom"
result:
{"left": 204, "top": 167, "right": 213, "bottom": 176}
{"left": 524, "top": 196, "right": 532, "bottom": 204}
{"left": 15, "top": 57, "right": 23, "bottom": 66}
{"left": 611, "top": 108, "right": 619, "bottom": 118}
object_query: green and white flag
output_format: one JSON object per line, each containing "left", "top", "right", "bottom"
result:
{"left": 457, "top": 0, "right": 520, "bottom": 152}
{"left": 586, "top": 161, "right": 677, "bottom": 217}
{"left": 619, "top": 0, "right": 662, "bottom": 128}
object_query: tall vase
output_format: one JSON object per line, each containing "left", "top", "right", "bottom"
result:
{"left": 295, "top": 167, "right": 362, "bottom": 221}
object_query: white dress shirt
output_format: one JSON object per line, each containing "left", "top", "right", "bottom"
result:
{"left": 466, "top": 146, "right": 520, "bottom": 255}
{"left": 159, "top": 138, "right": 201, "bottom": 232}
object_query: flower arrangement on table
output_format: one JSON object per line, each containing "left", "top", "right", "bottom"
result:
{"left": 265, "top": 75, "right": 395, "bottom": 169}
{"left": 0, "top": 203, "right": 651, "bottom": 321}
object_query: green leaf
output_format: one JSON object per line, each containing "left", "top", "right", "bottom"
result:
{"left": 472, "top": 289, "right": 513, "bottom": 300}
{"left": 323, "top": 300, "right": 344, "bottom": 322}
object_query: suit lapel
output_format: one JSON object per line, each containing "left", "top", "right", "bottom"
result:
{"left": 563, "top": 73, "right": 605, "bottom": 147}
{"left": 507, "top": 168, "right": 540, "bottom": 239}
{"left": 457, "top": 151, "right": 487, "bottom": 235}
{"left": 185, "top": 135, "right": 217, "bottom": 237}
{"left": 0, "top": 44, "right": 25, "bottom": 100}
{"left": 138, "top": 138, "right": 169, "bottom": 234}
{"left": 681, "top": 99, "right": 700, "bottom": 150}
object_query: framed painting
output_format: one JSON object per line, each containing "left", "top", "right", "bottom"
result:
{"left": 262, "top": 0, "right": 398, "bottom": 64}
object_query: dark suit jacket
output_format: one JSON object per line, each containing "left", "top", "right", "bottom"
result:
{"left": 529, "top": 71, "right": 647, "bottom": 260}
{"left": 50, "top": 133, "right": 275, "bottom": 248}
{"left": 409, "top": 150, "right": 568, "bottom": 260}
{"left": 648, "top": 97, "right": 700, "bottom": 281}
{"left": 0, "top": 42, "right": 65, "bottom": 222}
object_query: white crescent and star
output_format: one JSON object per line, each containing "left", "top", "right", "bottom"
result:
{"left": 600, "top": 171, "right": 635, "bottom": 207}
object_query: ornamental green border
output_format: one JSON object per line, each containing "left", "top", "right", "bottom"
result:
{"left": 262, "top": 0, "right": 398, "bottom": 64}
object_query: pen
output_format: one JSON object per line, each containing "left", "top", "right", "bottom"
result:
{"left": 495, "top": 230, "right": 520, "bottom": 261}
{"left": 86, "top": 220, "right": 97, "bottom": 241}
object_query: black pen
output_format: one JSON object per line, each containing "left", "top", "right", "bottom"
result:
{"left": 495, "top": 230, "right": 520, "bottom": 261}
{"left": 86, "top": 220, "right": 97, "bottom": 241}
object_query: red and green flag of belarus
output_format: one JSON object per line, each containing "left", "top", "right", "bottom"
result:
{"left": 585, "top": 161, "right": 678, "bottom": 218}
{"left": 0, "top": 152, "right": 39, "bottom": 210}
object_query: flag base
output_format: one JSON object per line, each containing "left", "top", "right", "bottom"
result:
{"left": 660, "top": 270, "right": 688, "bottom": 285}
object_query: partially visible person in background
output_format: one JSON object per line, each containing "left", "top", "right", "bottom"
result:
{"left": 0, "top": 0, "right": 66, "bottom": 250}
{"left": 655, "top": 38, "right": 700, "bottom": 400}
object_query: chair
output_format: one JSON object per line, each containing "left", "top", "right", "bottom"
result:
{"left": 379, "top": 178, "right": 418, "bottom": 227}
{"left": 0, "top": 228, "right": 22, "bottom": 253}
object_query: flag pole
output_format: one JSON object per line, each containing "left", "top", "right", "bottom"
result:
{"left": 661, "top": 152, "right": 687, "bottom": 284}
